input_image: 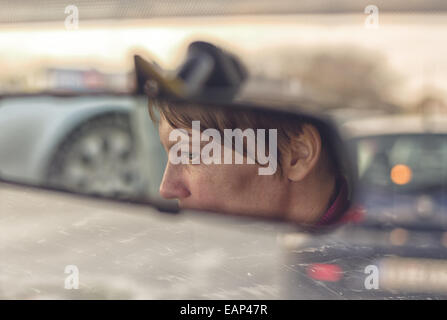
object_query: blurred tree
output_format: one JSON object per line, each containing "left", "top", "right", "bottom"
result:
{"left": 416, "top": 95, "right": 447, "bottom": 114}
{"left": 249, "top": 46, "right": 399, "bottom": 112}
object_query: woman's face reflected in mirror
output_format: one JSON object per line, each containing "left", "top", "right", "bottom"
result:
{"left": 151, "top": 102, "right": 349, "bottom": 227}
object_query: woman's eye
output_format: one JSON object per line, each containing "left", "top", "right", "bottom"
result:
{"left": 182, "top": 152, "right": 199, "bottom": 162}
{"left": 190, "top": 153, "right": 200, "bottom": 160}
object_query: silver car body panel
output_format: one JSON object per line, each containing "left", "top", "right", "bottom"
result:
{"left": 0, "top": 95, "right": 136, "bottom": 184}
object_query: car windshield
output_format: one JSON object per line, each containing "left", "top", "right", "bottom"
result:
{"left": 355, "top": 134, "right": 447, "bottom": 193}
{"left": 3, "top": 0, "right": 447, "bottom": 302}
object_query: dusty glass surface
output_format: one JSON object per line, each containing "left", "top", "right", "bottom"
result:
{"left": 1, "top": 2, "right": 447, "bottom": 299}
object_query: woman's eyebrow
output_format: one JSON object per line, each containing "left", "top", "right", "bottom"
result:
{"left": 163, "top": 130, "right": 217, "bottom": 150}
{"left": 162, "top": 130, "right": 192, "bottom": 150}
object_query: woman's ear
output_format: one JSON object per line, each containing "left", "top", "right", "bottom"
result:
{"left": 283, "top": 124, "right": 322, "bottom": 182}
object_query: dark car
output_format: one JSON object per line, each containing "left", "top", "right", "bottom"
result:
{"left": 282, "top": 114, "right": 447, "bottom": 299}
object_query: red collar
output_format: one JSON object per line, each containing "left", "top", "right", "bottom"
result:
{"left": 315, "top": 177, "right": 350, "bottom": 226}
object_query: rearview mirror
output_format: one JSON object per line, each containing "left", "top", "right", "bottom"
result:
{"left": 0, "top": 40, "right": 358, "bottom": 230}
{"left": 0, "top": 93, "right": 356, "bottom": 228}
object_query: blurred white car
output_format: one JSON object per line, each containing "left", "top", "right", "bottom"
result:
{"left": 0, "top": 95, "right": 162, "bottom": 197}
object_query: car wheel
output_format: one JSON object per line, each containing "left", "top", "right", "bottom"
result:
{"left": 46, "top": 112, "right": 141, "bottom": 197}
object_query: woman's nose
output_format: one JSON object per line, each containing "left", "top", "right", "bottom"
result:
{"left": 159, "top": 163, "right": 191, "bottom": 200}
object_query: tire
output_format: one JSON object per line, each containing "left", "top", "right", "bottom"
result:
{"left": 46, "top": 112, "right": 141, "bottom": 198}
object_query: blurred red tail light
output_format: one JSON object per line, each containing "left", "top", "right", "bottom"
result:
{"left": 306, "top": 264, "right": 343, "bottom": 282}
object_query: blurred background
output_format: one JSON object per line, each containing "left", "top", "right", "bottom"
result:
{"left": 2, "top": 1, "right": 447, "bottom": 107}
